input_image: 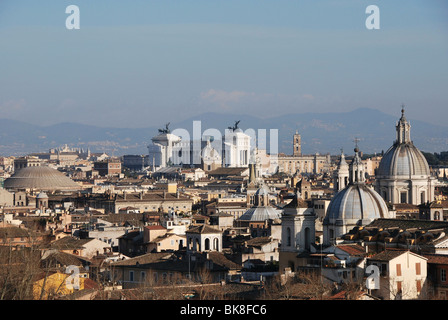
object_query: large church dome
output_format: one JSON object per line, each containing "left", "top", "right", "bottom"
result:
{"left": 4, "top": 166, "right": 80, "bottom": 191}
{"left": 374, "top": 107, "right": 435, "bottom": 205}
{"left": 377, "top": 143, "right": 430, "bottom": 177}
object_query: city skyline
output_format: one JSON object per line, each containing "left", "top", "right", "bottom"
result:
{"left": 0, "top": 1, "right": 447, "bottom": 129}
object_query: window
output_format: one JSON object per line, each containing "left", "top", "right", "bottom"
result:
{"left": 416, "top": 263, "right": 421, "bottom": 275}
{"left": 416, "top": 280, "right": 422, "bottom": 293}
{"left": 397, "top": 281, "right": 402, "bottom": 294}
{"left": 129, "top": 270, "right": 134, "bottom": 282}
{"left": 441, "top": 269, "right": 447, "bottom": 282}
{"left": 213, "top": 238, "right": 219, "bottom": 251}
{"left": 400, "top": 192, "right": 407, "bottom": 204}
{"left": 141, "top": 271, "right": 146, "bottom": 283}
{"left": 396, "top": 264, "right": 402, "bottom": 277}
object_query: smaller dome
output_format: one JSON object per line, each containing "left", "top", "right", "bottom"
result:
{"left": 254, "top": 185, "right": 270, "bottom": 196}
{"left": 36, "top": 192, "right": 48, "bottom": 199}
{"left": 238, "top": 206, "right": 282, "bottom": 222}
{"left": 201, "top": 141, "right": 221, "bottom": 161}
{"left": 324, "top": 184, "right": 389, "bottom": 226}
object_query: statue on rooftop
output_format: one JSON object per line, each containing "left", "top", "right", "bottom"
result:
{"left": 228, "top": 120, "right": 240, "bottom": 131}
{"left": 158, "top": 122, "right": 171, "bottom": 134}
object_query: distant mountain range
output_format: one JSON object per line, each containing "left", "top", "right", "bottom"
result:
{"left": 0, "top": 108, "right": 446, "bottom": 157}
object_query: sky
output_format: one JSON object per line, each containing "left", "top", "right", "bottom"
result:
{"left": 0, "top": 0, "right": 447, "bottom": 128}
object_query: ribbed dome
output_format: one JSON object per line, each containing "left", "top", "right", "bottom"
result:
{"left": 377, "top": 107, "right": 430, "bottom": 178}
{"left": 4, "top": 166, "right": 80, "bottom": 191}
{"left": 324, "top": 184, "right": 389, "bottom": 225}
{"left": 377, "top": 143, "right": 430, "bottom": 177}
{"left": 238, "top": 206, "right": 282, "bottom": 222}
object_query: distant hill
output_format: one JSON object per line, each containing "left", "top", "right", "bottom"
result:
{"left": 0, "top": 108, "right": 446, "bottom": 157}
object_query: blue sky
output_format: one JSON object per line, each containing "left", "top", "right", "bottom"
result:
{"left": 0, "top": 0, "right": 447, "bottom": 128}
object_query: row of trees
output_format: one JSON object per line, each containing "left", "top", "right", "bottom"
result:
{"left": 422, "top": 151, "right": 448, "bottom": 166}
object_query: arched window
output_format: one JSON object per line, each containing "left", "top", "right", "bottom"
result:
{"left": 205, "top": 238, "right": 210, "bottom": 251}
{"left": 213, "top": 238, "right": 219, "bottom": 251}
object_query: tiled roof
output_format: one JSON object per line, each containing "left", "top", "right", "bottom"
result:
{"left": 422, "top": 254, "right": 448, "bottom": 265}
{"left": 111, "top": 252, "right": 173, "bottom": 266}
{"left": 145, "top": 225, "right": 166, "bottom": 231}
{"left": 367, "top": 218, "right": 448, "bottom": 230}
{"left": 207, "top": 167, "right": 248, "bottom": 176}
{"left": 367, "top": 249, "right": 413, "bottom": 262}
{"left": 335, "top": 244, "right": 366, "bottom": 256}
{"left": 207, "top": 251, "right": 241, "bottom": 270}
{"left": 394, "top": 203, "right": 419, "bottom": 211}
{"left": 0, "top": 226, "right": 39, "bottom": 239}
{"left": 42, "top": 251, "right": 90, "bottom": 266}
{"left": 48, "top": 236, "right": 93, "bottom": 250}
{"left": 245, "top": 237, "right": 273, "bottom": 248}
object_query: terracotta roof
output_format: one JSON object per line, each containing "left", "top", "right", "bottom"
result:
{"left": 0, "top": 226, "right": 40, "bottom": 239}
{"left": 48, "top": 237, "right": 93, "bottom": 250}
{"left": 394, "top": 203, "right": 419, "bottom": 211}
{"left": 144, "top": 225, "right": 166, "bottom": 231}
{"left": 367, "top": 249, "right": 427, "bottom": 262}
{"left": 422, "top": 253, "right": 448, "bottom": 265}
{"left": 207, "top": 167, "right": 248, "bottom": 176}
{"left": 367, "top": 218, "right": 448, "bottom": 230}
{"left": 110, "top": 252, "right": 173, "bottom": 266}
{"left": 335, "top": 244, "right": 366, "bottom": 256}
{"left": 42, "top": 251, "right": 90, "bottom": 266}
{"left": 207, "top": 251, "right": 241, "bottom": 270}
{"left": 245, "top": 237, "right": 273, "bottom": 248}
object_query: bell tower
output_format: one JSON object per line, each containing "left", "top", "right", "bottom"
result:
{"left": 293, "top": 131, "right": 301, "bottom": 156}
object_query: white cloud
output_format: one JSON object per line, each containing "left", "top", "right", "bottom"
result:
{"left": 200, "top": 89, "right": 256, "bottom": 110}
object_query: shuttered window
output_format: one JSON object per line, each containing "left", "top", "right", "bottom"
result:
{"left": 396, "top": 264, "right": 402, "bottom": 276}
{"left": 416, "top": 280, "right": 421, "bottom": 293}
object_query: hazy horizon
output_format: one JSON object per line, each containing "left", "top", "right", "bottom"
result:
{"left": 1, "top": 1, "right": 447, "bottom": 129}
